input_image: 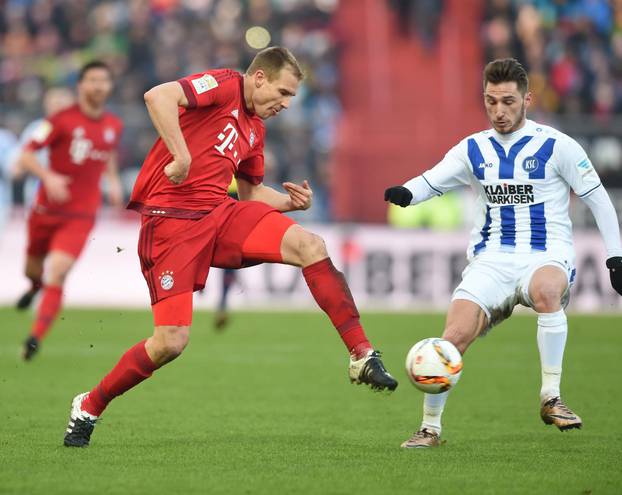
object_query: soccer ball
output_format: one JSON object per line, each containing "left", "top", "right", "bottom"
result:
{"left": 405, "top": 338, "right": 463, "bottom": 394}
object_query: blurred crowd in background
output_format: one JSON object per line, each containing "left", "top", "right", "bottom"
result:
{"left": 0, "top": 0, "right": 339, "bottom": 220}
{"left": 1, "top": 0, "right": 621, "bottom": 223}
{"left": 482, "top": 0, "right": 622, "bottom": 189}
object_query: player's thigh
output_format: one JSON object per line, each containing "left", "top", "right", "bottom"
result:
{"left": 50, "top": 217, "right": 95, "bottom": 259}
{"left": 212, "top": 202, "right": 294, "bottom": 267}
{"left": 443, "top": 299, "right": 488, "bottom": 355}
{"left": 26, "top": 212, "right": 55, "bottom": 258}
{"left": 522, "top": 260, "right": 572, "bottom": 312}
{"left": 452, "top": 255, "right": 518, "bottom": 334}
{"left": 138, "top": 216, "right": 215, "bottom": 305}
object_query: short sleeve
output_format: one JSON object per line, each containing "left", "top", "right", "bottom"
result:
{"left": 236, "top": 155, "right": 264, "bottom": 185}
{"left": 25, "top": 117, "right": 62, "bottom": 151}
{"left": 556, "top": 137, "right": 601, "bottom": 198}
{"left": 177, "top": 72, "right": 236, "bottom": 109}
{"left": 422, "top": 140, "right": 472, "bottom": 194}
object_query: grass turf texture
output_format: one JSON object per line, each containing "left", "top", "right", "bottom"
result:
{"left": 0, "top": 308, "right": 620, "bottom": 495}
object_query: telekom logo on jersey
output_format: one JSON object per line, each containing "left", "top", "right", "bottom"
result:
{"left": 69, "top": 127, "right": 112, "bottom": 165}
{"left": 214, "top": 123, "right": 240, "bottom": 162}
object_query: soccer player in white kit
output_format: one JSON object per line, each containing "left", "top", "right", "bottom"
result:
{"left": 385, "top": 58, "right": 622, "bottom": 448}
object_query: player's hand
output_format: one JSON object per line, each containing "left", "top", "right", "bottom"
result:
{"left": 164, "top": 157, "right": 191, "bottom": 184}
{"left": 384, "top": 186, "right": 413, "bottom": 207}
{"left": 606, "top": 256, "right": 622, "bottom": 296}
{"left": 43, "top": 171, "right": 71, "bottom": 204}
{"left": 107, "top": 178, "right": 124, "bottom": 208}
{"left": 283, "top": 180, "right": 312, "bottom": 211}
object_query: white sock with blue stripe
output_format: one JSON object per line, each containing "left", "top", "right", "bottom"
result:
{"left": 537, "top": 309, "right": 567, "bottom": 401}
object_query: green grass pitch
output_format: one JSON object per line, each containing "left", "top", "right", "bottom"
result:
{"left": 0, "top": 307, "right": 620, "bottom": 495}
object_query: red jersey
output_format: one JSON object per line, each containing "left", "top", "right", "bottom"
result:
{"left": 26, "top": 104, "right": 123, "bottom": 217}
{"left": 128, "top": 69, "right": 265, "bottom": 218}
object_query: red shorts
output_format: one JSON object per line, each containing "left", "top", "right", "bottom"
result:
{"left": 27, "top": 211, "right": 95, "bottom": 259}
{"left": 138, "top": 199, "right": 295, "bottom": 304}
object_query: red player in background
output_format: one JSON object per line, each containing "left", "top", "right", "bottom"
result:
{"left": 64, "top": 47, "right": 397, "bottom": 448}
{"left": 15, "top": 61, "right": 124, "bottom": 360}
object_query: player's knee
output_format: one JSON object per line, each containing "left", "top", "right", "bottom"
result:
{"left": 297, "top": 231, "right": 328, "bottom": 266}
{"left": 46, "top": 269, "right": 68, "bottom": 286}
{"left": 531, "top": 286, "right": 563, "bottom": 313}
{"left": 151, "top": 327, "right": 189, "bottom": 364}
{"left": 441, "top": 326, "right": 473, "bottom": 355}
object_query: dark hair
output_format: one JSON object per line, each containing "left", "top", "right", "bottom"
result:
{"left": 78, "top": 61, "right": 112, "bottom": 81}
{"left": 246, "top": 46, "right": 304, "bottom": 81}
{"left": 483, "top": 58, "right": 529, "bottom": 94}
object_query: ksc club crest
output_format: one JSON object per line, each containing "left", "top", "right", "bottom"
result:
{"left": 159, "top": 270, "right": 174, "bottom": 290}
{"left": 522, "top": 156, "right": 539, "bottom": 173}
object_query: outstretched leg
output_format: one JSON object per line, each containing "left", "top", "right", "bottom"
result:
{"left": 239, "top": 213, "right": 397, "bottom": 392}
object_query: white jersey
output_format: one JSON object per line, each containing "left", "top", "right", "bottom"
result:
{"left": 421, "top": 119, "right": 601, "bottom": 259}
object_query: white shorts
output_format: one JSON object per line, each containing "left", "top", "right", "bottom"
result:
{"left": 452, "top": 250, "right": 576, "bottom": 333}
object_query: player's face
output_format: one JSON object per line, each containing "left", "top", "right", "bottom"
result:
{"left": 484, "top": 82, "right": 531, "bottom": 134}
{"left": 78, "top": 68, "right": 113, "bottom": 107}
{"left": 251, "top": 67, "right": 299, "bottom": 120}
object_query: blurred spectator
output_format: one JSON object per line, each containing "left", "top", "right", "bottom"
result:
{"left": 0, "top": 0, "right": 340, "bottom": 221}
{"left": 12, "top": 86, "right": 75, "bottom": 206}
{"left": 482, "top": 0, "right": 622, "bottom": 188}
{"left": 0, "top": 127, "right": 17, "bottom": 236}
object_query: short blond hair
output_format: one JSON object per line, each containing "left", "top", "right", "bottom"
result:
{"left": 246, "top": 46, "right": 304, "bottom": 81}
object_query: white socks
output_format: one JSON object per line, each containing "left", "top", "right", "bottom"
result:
{"left": 537, "top": 309, "right": 567, "bottom": 401}
{"left": 421, "top": 391, "right": 449, "bottom": 434}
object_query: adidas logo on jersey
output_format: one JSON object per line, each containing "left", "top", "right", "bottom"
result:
{"left": 231, "top": 109, "right": 239, "bottom": 119}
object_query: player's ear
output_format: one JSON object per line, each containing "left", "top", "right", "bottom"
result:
{"left": 254, "top": 70, "right": 266, "bottom": 88}
{"left": 524, "top": 91, "right": 532, "bottom": 109}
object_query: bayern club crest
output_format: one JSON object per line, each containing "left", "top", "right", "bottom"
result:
{"left": 159, "top": 270, "right": 174, "bottom": 291}
{"left": 522, "top": 156, "right": 539, "bottom": 173}
{"left": 104, "top": 127, "right": 116, "bottom": 143}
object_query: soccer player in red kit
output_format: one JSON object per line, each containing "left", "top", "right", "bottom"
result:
{"left": 15, "top": 61, "right": 123, "bottom": 360}
{"left": 64, "top": 47, "right": 397, "bottom": 447}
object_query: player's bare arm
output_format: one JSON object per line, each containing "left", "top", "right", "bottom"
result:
{"left": 143, "top": 81, "right": 192, "bottom": 184}
{"left": 17, "top": 149, "right": 71, "bottom": 203}
{"left": 237, "top": 177, "right": 312, "bottom": 212}
{"left": 105, "top": 152, "right": 124, "bottom": 207}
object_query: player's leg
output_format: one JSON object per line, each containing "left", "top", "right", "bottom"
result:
{"left": 23, "top": 217, "right": 95, "bottom": 360}
{"left": 17, "top": 212, "right": 50, "bottom": 310}
{"left": 16, "top": 255, "right": 45, "bottom": 310}
{"left": 402, "top": 299, "right": 488, "bottom": 448}
{"left": 64, "top": 292, "right": 193, "bottom": 447}
{"left": 214, "top": 268, "right": 236, "bottom": 330}
{"left": 224, "top": 207, "right": 397, "bottom": 391}
{"left": 22, "top": 250, "right": 76, "bottom": 360}
{"left": 527, "top": 264, "right": 581, "bottom": 430}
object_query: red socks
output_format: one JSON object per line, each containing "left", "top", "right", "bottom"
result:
{"left": 82, "top": 340, "right": 159, "bottom": 417}
{"left": 303, "top": 258, "right": 372, "bottom": 358}
{"left": 31, "top": 285, "right": 63, "bottom": 340}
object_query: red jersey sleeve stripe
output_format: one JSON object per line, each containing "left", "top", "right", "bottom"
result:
{"left": 178, "top": 79, "right": 198, "bottom": 108}
{"left": 235, "top": 171, "right": 263, "bottom": 185}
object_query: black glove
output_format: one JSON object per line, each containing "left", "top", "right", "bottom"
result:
{"left": 384, "top": 186, "right": 413, "bottom": 207}
{"left": 606, "top": 256, "right": 622, "bottom": 296}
